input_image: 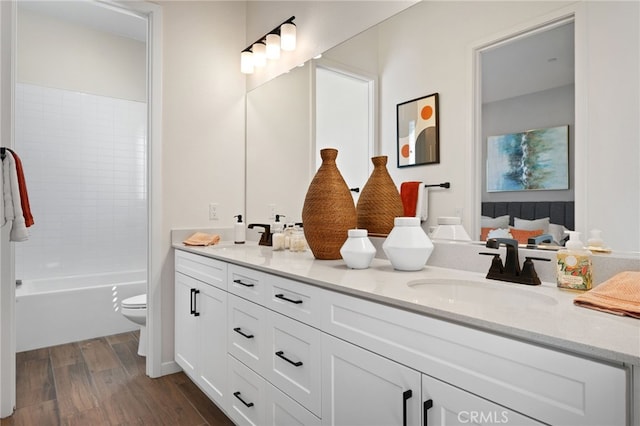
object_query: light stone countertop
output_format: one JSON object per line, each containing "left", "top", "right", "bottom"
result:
{"left": 173, "top": 241, "right": 640, "bottom": 366}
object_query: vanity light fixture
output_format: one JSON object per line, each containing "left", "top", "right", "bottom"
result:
{"left": 240, "top": 16, "right": 296, "bottom": 74}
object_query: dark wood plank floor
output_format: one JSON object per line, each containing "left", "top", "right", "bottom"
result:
{"left": 1, "top": 332, "right": 234, "bottom": 426}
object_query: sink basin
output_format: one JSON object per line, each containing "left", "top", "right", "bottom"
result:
{"left": 406, "top": 278, "right": 557, "bottom": 308}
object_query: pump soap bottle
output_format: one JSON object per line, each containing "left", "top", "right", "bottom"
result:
{"left": 556, "top": 231, "right": 593, "bottom": 291}
{"left": 234, "top": 214, "right": 245, "bottom": 244}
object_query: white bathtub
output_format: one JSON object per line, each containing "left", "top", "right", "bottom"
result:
{"left": 16, "top": 270, "right": 146, "bottom": 352}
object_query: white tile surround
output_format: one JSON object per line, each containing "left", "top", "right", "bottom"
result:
{"left": 14, "top": 83, "right": 147, "bottom": 280}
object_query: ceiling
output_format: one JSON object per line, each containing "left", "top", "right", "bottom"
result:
{"left": 18, "top": 1, "right": 147, "bottom": 42}
{"left": 482, "top": 22, "right": 575, "bottom": 104}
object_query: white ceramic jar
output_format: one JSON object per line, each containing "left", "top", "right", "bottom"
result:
{"left": 340, "top": 229, "right": 376, "bottom": 269}
{"left": 383, "top": 217, "right": 434, "bottom": 271}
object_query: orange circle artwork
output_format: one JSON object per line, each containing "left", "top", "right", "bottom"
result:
{"left": 421, "top": 105, "right": 433, "bottom": 120}
{"left": 401, "top": 144, "right": 410, "bottom": 158}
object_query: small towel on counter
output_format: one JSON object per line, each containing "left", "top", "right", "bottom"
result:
{"left": 401, "top": 181, "right": 427, "bottom": 221}
{"left": 573, "top": 271, "right": 640, "bottom": 319}
{"left": 183, "top": 232, "right": 221, "bottom": 246}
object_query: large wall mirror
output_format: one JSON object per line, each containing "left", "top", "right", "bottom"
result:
{"left": 246, "top": 1, "right": 639, "bottom": 252}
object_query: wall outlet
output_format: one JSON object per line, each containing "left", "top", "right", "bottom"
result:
{"left": 209, "top": 203, "right": 219, "bottom": 220}
{"left": 268, "top": 204, "right": 276, "bottom": 219}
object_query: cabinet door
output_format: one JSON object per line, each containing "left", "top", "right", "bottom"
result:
{"left": 197, "top": 282, "right": 227, "bottom": 407}
{"left": 421, "top": 374, "right": 543, "bottom": 426}
{"left": 265, "top": 381, "right": 321, "bottom": 426}
{"left": 174, "top": 272, "right": 199, "bottom": 376}
{"left": 322, "top": 334, "right": 421, "bottom": 426}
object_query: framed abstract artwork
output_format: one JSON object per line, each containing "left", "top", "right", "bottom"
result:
{"left": 397, "top": 92, "right": 439, "bottom": 167}
{"left": 486, "top": 125, "right": 569, "bottom": 192}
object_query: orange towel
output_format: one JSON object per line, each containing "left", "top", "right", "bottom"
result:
{"left": 183, "top": 232, "right": 221, "bottom": 246}
{"left": 7, "top": 149, "right": 34, "bottom": 227}
{"left": 574, "top": 271, "right": 640, "bottom": 318}
{"left": 400, "top": 181, "right": 422, "bottom": 217}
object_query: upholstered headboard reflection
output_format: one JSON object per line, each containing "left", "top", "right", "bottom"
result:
{"left": 481, "top": 201, "right": 575, "bottom": 230}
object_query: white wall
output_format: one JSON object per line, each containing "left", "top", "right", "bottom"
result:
{"left": 14, "top": 84, "right": 147, "bottom": 280}
{"left": 17, "top": 8, "right": 146, "bottom": 102}
{"left": 159, "top": 0, "right": 247, "bottom": 366}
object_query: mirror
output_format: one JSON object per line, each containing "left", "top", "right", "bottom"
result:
{"left": 246, "top": 2, "right": 638, "bottom": 252}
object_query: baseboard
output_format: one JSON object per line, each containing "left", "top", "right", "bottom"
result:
{"left": 160, "top": 360, "right": 182, "bottom": 376}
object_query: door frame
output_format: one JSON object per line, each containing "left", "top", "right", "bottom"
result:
{"left": 0, "top": 0, "right": 163, "bottom": 416}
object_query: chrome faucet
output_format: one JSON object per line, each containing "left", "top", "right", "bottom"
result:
{"left": 480, "top": 238, "right": 550, "bottom": 286}
{"left": 247, "top": 223, "right": 272, "bottom": 246}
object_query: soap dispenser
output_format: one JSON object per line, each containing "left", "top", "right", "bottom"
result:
{"left": 234, "top": 214, "right": 245, "bottom": 244}
{"left": 272, "top": 214, "right": 286, "bottom": 251}
{"left": 556, "top": 231, "right": 593, "bottom": 291}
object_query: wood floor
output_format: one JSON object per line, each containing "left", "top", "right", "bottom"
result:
{"left": 1, "top": 332, "right": 234, "bottom": 426}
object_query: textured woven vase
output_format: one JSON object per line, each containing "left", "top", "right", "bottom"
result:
{"left": 302, "top": 148, "right": 357, "bottom": 260}
{"left": 356, "top": 156, "right": 404, "bottom": 235}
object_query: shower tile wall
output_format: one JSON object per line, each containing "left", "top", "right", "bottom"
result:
{"left": 14, "top": 83, "right": 147, "bottom": 280}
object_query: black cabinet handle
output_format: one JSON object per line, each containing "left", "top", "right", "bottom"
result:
{"left": 233, "top": 327, "right": 254, "bottom": 339}
{"left": 192, "top": 289, "right": 200, "bottom": 316}
{"left": 233, "top": 391, "right": 254, "bottom": 408}
{"left": 275, "top": 350, "right": 303, "bottom": 367}
{"left": 189, "top": 288, "right": 196, "bottom": 315}
{"left": 423, "top": 399, "right": 433, "bottom": 426}
{"left": 275, "top": 293, "right": 303, "bottom": 304}
{"left": 403, "top": 390, "right": 412, "bottom": 426}
{"left": 233, "top": 279, "right": 255, "bottom": 288}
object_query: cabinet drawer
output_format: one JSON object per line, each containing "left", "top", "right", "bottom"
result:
{"left": 228, "top": 294, "right": 267, "bottom": 374}
{"left": 266, "top": 311, "right": 322, "bottom": 417}
{"left": 265, "top": 380, "right": 321, "bottom": 426}
{"left": 229, "top": 264, "right": 268, "bottom": 304}
{"left": 266, "top": 275, "right": 321, "bottom": 327}
{"left": 175, "top": 250, "right": 226, "bottom": 290}
{"left": 323, "top": 291, "right": 627, "bottom": 426}
{"left": 228, "top": 355, "right": 266, "bottom": 426}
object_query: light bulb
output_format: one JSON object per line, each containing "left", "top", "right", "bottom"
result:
{"left": 252, "top": 42, "right": 266, "bottom": 67}
{"left": 240, "top": 51, "right": 254, "bottom": 74}
{"left": 280, "top": 22, "right": 296, "bottom": 51}
{"left": 266, "top": 33, "right": 281, "bottom": 59}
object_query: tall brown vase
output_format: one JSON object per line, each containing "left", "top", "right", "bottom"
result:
{"left": 356, "top": 156, "right": 404, "bottom": 235}
{"left": 302, "top": 148, "right": 357, "bottom": 260}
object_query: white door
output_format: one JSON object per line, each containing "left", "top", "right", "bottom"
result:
{"left": 421, "top": 374, "right": 543, "bottom": 426}
{"left": 322, "top": 334, "right": 421, "bottom": 426}
{"left": 174, "top": 273, "right": 199, "bottom": 376}
{"left": 315, "top": 65, "right": 375, "bottom": 201}
{"left": 197, "top": 282, "right": 227, "bottom": 407}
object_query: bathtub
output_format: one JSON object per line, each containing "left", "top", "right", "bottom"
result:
{"left": 16, "top": 270, "right": 147, "bottom": 352}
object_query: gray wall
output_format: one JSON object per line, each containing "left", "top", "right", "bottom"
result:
{"left": 482, "top": 84, "right": 575, "bottom": 202}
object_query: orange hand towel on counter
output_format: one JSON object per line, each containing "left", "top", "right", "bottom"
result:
{"left": 183, "top": 232, "right": 221, "bottom": 246}
{"left": 574, "top": 271, "right": 640, "bottom": 319}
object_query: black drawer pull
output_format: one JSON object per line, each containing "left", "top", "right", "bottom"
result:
{"left": 275, "top": 293, "right": 303, "bottom": 304}
{"left": 233, "top": 391, "right": 254, "bottom": 408}
{"left": 403, "top": 390, "right": 412, "bottom": 426}
{"left": 190, "top": 288, "right": 195, "bottom": 315}
{"left": 233, "top": 279, "right": 255, "bottom": 288}
{"left": 423, "top": 399, "right": 433, "bottom": 426}
{"left": 275, "top": 350, "right": 303, "bottom": 367}
{"left": 233, "top": 327, "right": 254, "bottom": 339}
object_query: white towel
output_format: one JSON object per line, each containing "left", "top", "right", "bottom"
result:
{"left": 417, "top": 186, "right": 428, "bottom": 222}
{"left": 2, "top": 153, "right": 28, "bottom": 241}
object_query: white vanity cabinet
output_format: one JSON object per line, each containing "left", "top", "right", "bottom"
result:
{"left": 174, "top": 250, "right": 228, "bottom": 407}
{"left": 174, "top": 248, "right": 630, "bottom": 426}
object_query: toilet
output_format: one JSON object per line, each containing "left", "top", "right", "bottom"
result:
{"left": 121, "top": 294, "right": 147, "bottom": 356}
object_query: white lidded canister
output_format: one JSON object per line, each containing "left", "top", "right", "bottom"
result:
{"left": 383, "top": 217, "right": 433, "bottom": 271}
{"left": 340, "top": 229, "right": 376, "bottom": 269}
